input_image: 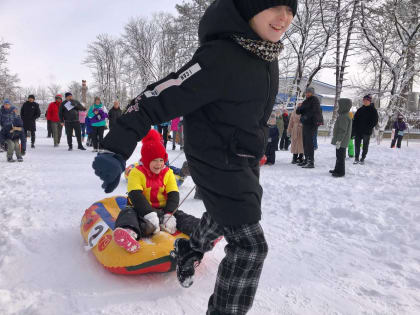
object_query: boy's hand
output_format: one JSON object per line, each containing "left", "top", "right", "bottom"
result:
{"left": 92, "top": 152, "right": 125, "bottom": 193}
{"left": 161, "top": 214, "right": 177, "bottom": 234}
{"left": 144, "top": 212, "right": 160, "bottom": 234}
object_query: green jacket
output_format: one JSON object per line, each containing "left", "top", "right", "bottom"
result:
{"left": 332, "top": 99, "right": 352, "bottom": 148}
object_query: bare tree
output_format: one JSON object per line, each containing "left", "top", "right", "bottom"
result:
{"left": 360, "top": 0, "right": 420, "bottom": 141}
{"left": 47, "top": 83, "right": 61, "bottom": 97}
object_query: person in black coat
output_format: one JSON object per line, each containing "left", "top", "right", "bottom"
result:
{"left": 266, "top": 123, "right": 280, "bottom": 165}
{"left": 92, "top": 1, "right": 296, "bottom": 313}
{"left": 108, "top": 101, "right": 123, "bottom": 130}
{"left": 59, "top": 92, "right": 87, "bottom": 151}
{"left": 296, "top": 87, "right": 322, "bottom": 168}
{"left": 279, "top": 111, "right": 290, "bottom": 150}
{"left": 20, "top": 95, "right": 41, "bottom": 148}
{"left": 352, "top": 94, "right": 378, "bottom": 164}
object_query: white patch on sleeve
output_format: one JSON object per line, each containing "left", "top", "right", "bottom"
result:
{"left": 144, "top": 63, "right": 201, "bottom": 98}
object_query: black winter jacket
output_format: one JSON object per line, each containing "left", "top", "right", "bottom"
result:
{"left": 59, "top": 100, "right": 86, "bottom": 122}
{"left": 352, "top": 104, "right": 379, "bottom": 136}
{"left": 108, "top": 107, "right": 123, "bottom": 130}
{"left": 296, "top": 96, "right": 322, "bottom": 126}
{"left": 102, "top": 0, "right": 280, "bottom": 226}
{"left": 20, "top": 101, "right": 41, "bottom": 131}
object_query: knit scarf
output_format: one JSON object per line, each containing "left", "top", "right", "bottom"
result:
{"left": 232, "top": 35, "right": 284, "bottom": 62}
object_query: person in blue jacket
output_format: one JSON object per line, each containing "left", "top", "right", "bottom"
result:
{"left": 0, "top": 116, "right": 26, "bottom": 162}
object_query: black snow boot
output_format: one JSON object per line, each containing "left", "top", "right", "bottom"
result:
{"left": 172, "top": 238, "right": 203, "bottom": 288}
{"left": 291, "top": 154, "right": 298, "bottom": 164}
{"left": 180, "top": 161, "right": 190, "bottom": 177}
{"left": 297, "top": 158, "right": 307, "bottom": 166}
{"left": 302, "top": 159, "right": 314, "bottom": 168}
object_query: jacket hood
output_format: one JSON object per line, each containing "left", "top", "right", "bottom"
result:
{"left": 12, "top": 116, "right": 23, "bottom": 127}
{"left": 338, "top": 98, "right": 352, "bottom": 114}
{"left": 199, "top": 0, "right": 260, "bottom": 44}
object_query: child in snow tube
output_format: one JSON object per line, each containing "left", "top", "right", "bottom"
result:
{"left": 81, "top": 196, "right": 195, "bottom": 275}
{"left": 114, "top": 130, "right": 200, "bottom": 253}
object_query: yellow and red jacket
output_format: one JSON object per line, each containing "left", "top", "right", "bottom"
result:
{"left": 127, "top": 165, "right": 178, "bottom": 209}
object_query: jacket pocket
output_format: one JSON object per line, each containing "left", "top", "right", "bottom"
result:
{"left": 229, "top": 127, "right": 266, "bottom": 161}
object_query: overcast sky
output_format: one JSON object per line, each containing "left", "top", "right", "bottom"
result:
{"left": 0, "top": 0, "right": 177, "bottom": 90}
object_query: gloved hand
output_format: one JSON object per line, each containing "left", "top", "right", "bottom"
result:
{"left": 160, "top": 214, "right": 177, "bottom": 234}
{"left": 97, "top": 114, "right": 101, "bottom": 120}
{"left": 336, "top": 141, "right": 341, "bottom": 149}
{"left": 92, "top": 152, "right": 125, "bottom": 193}
{"left": 144, "top": 212, "right": 160, "bottom": 234}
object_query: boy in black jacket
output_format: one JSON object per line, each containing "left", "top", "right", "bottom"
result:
{"left": 93, "top": 1, "right": 296, "bottom": 314}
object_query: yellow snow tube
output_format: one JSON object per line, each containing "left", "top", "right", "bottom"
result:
{"left": 80, "top": 196, "right": 188, "bottom": 275}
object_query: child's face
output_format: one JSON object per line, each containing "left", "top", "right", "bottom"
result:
{"left": 249, "top": 6, "right": 294, "bottom": 43}
{"left": 149, "top": 158, "right": 165, "bottom": 174}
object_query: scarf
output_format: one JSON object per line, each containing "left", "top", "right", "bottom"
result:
{"left": 232, "top": 35, "right": 284, "bottom": 62}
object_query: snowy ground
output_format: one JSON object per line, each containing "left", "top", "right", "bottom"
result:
{"left": 1, "top": 121, "right": 419, "bottom": 315}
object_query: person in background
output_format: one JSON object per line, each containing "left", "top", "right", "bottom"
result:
{"left": 59, "top": 92, "right": 86, "bottom": 151}
{"left": 79, "top": 106, "right": 87, "bottom": 142}
{"left": 46, "top": 108, "right": 52, "bottom": 138}
{"left": 352, "top": 94, "right": 378, "bottom": 165}
{"left": 330, "top": 99, "right": 352, "bottom": 177}
{"left": 0, "top": 99, "right": 18, "bottom": 152}
{"left": 287, "top": 104, "right": 304, "bottom": 164}
{"left": 279, "top": 110, "right": 290, "bottom": 150}
{"left": 46, "top": 94, "right": 63, "bottom": 147}
{"left": 390, "top": 114, "right": 407, "bottom": 149}
{"left": 88, "top": 97, "right": 108, "bottom": 152}
{"left": 171, "top": 117, "right": 183, "bottom": 150}
{"left": 265, "top": 112, "right": 279, "bottom": 165}
{"left": 108, "top": 101, "right": 123, "bottom": 131}
{"left": 157, "top": 121, "right": 170, "bottom": 149}
{"left": 275, "top": 111, "right": 283, "bottom": 150}
{"left": 0, "top": 116, "right": 26, "bottom": 162}
{"left": 296, "top": 87, "right": 322, "bottom": 168}
{"left": 20, "top": 94, "right": 41, "bottom": 149}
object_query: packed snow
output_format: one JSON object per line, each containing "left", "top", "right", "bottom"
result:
{"left": 1, "top": 121, "right": 419, "bottom": 315}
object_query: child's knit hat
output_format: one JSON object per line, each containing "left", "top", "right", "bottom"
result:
{"left": 141, "top": 129, "right": 168, "bottom": 170}
{"left": 234, "top": 0, "right": 298, "bottom": 21}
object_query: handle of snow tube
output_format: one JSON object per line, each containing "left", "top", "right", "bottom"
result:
{"left": 163, "top": 185, "right": 196, "bottom": 225}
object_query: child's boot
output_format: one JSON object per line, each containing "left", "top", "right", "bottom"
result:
{"left": 172, "top": 238, "right": 203, "bottom": 288}
{"left": 113, "top": 228, "right": 140, "bottom": 253}
{"left": 7, "top": 156, "right": 15, "bottom": 163}
{"left": 291, "top": 154, "right": 298, "bottom": 164}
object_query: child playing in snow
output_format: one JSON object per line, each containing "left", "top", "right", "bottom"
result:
{"left": 0, "top": 116, "right": 26, "bottom": 162}
{"left": 93, "top": 1, "right": 296, "bottom": 313}
{"left": 390, "top": 114, "right": 407, "bottom": 149}
{"left": 113, "top": 130, "right": 199, "bottom": 253}
{"left": 330, "top": 98, "right": 353, "bottom": 177}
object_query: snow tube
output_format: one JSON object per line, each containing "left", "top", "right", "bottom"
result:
{"left": 80, "top": 196, "right": 189, "bottom": 275}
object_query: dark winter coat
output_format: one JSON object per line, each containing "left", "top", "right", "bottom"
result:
{"left": 0, "top": 105, "right": 17, "bottom": 128}
{"left": 296, "top": 96, "right": 323, "bottom": 126}
{"left": 20, "top": 101, "right": 41, "bottom": 131}
{"left": 108, "top": 107, "right": 123, "bottom": 130}
{"left": 393, "top": 120, "right": 407, "bottom": 132}
{"left": 102, "top": 0, "right": 280, "bottom": 226}
{"left": 352, "top": 104, "right": 378, "bottom": 136}
{"left": 283, "top": 114, "right": 289, "bottom": 130}
{"left": 0, "top": 117, "right": 27, "bottom": 151}
{"left": 59, "top": 99, "right": 86, "bottom": 123}
{"left": 331, "top": 100, "right": 352, "bottom": 148}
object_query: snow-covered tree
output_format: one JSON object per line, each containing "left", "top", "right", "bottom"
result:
{"left": 0, "top": 40, "right": 20, "bottom": 101}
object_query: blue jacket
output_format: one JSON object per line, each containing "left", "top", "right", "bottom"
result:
{"left": 0, "top": 105, "right": 17, "bottom": 128}
{"left": 0, "top": 116, "right": 27, "bottom": 151}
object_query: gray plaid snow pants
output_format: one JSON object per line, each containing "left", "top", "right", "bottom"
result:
{"left": 190, "top": 212, "right": 268, "bottom": 315}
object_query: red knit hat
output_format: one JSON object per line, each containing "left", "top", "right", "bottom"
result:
{"left": 140, "top": 129, "right": 168, "bottom": 170}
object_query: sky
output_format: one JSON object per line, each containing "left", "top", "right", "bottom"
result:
{"left": 0, "top": 0, "right": 177, "bottom": 91}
